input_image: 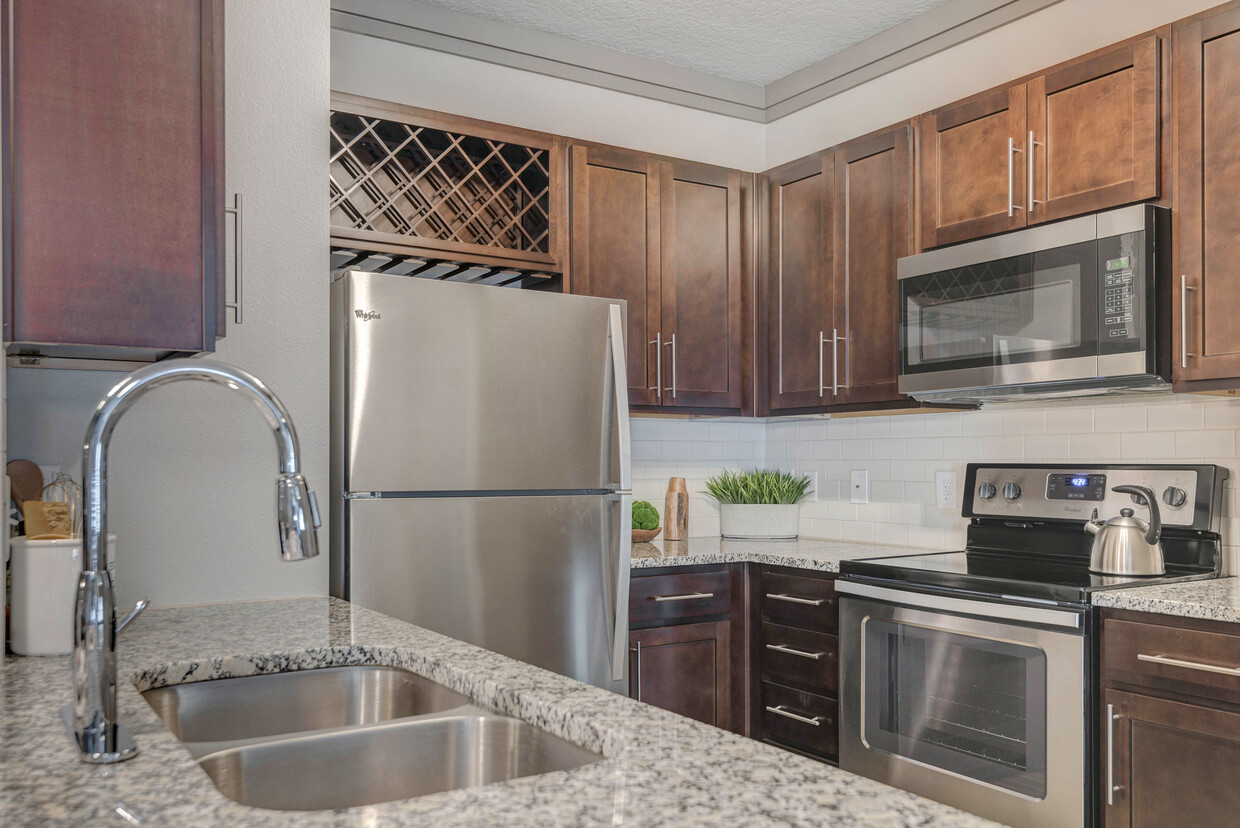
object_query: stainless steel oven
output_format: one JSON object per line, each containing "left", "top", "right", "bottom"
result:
{"left": 897, "top": 204, "right": 1170, "bottom": 403}
{"left": 838, "top": 582, "right": 1088, "bottom": 828}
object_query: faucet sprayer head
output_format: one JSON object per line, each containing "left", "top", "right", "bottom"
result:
{"left": 276, "top": 473, "right": 321, "bottom": 561}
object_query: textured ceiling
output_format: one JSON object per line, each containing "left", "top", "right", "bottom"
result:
{"left": 414, "top": 0, "right": 952, "bottom": 86}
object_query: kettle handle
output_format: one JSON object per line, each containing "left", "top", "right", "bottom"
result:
{"left": 1112, "top": 485, "right": 1161, "bottom": 545}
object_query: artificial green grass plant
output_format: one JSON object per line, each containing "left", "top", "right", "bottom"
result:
{"left": 703, "top": 468, "right": 813, "bottom": 505}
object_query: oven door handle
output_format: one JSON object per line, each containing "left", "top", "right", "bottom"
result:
{"left": 835, "top": 580, "right": 1082, "bottom": 629}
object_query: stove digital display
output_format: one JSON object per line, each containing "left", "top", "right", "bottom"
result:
{"left": 1046, "top": 473, "right": 1107, "bottom": 501}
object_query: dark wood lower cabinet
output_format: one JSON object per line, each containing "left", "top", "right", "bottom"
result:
{"left": 630, "top": 620, "right": 731, "bottom": 730}
{"left": 627, "top": 565, "right": 745, "bottom": 734}
{"left": 1100, "top": 609, "right": 1240, "bottom": 826}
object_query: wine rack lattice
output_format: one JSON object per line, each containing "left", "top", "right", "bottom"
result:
{"left": 330, "top": 109, "right": 553, "bottom": 256}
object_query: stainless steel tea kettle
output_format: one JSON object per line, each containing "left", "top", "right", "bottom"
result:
{"left": 1084, "top": 485, "right": 1164, "bottom": 576}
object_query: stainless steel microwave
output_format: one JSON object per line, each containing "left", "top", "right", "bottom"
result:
{"left": 897, "top": 204, "right": 1171, "bottom": 404}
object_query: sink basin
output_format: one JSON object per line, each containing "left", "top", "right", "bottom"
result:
{"left": 143, "top": 665, "right": 469, "bottom": 746}
{"left": 142, "top": 664, "right": 604, "bottom": 810}
{"left": 198, "top": 714, "right": 604, "bottom": 811}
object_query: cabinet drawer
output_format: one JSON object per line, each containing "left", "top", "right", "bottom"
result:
{"left": 761, "top": 681, "right": 838, "bottom": 759}
{"left": 760, "top": 570, "right": 837, "bottom": 632}
{"left": 629, "top": 569, "right": 732, "bottom": 623}
{"left": 1104, "top": 617, "right": 1240, "bottom": 705}
{"left": 760, "top": 622, "right": 838, "bottom": 693}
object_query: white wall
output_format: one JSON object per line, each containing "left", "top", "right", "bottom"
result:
{"left": 765, "top": 0, "right": 1220, "bottom": 167}
{"left": 5, "top": 0, "right": 331, "bottom": 608}
{"left": 330, "top": 30, "right": 766, "bottom": 171}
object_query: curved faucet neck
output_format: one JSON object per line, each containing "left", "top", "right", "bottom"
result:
{"left": 81, "top": 360, "right": 302, "bottom": 573}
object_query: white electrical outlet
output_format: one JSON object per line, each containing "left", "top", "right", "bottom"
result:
{"left": 935, "top": 470, "right": 958, "bottom": 510}
{"left": 850, "top": 470, "right": 869, "bottom": 505}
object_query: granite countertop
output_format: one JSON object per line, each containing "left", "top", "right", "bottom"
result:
{"left": 0, "top": 597, "right": 994, "bottom": 827}
{"left": 1092, "top": 576, "right": 1240, "bottom": 623}
{"left": 631, "top": 536, "right": 928, "bottom": 572}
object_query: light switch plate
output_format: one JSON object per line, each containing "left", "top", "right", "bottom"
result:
{"left": 850, "top": 470, "right": 869, "bottom": 504}
{"left": 935, "top": 469, "right": 958, "bottom": 510}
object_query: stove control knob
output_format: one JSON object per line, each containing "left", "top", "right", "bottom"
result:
{"left": 1003, "top": 482, "right": 1022, "bottom": 501}
{"left": 977, "top": 482, "right": 997, "bottom": 500}
{"left": 1162, "top": 486, "right": 1188, "bottom": 509}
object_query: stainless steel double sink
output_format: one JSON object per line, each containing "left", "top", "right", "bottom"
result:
{"left": 142, "top": 665, "right": 602, "bottom": 811}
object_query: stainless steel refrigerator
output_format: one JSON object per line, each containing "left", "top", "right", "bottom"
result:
{"left": 330, "top": 270, "right": 632, "bottom": 694}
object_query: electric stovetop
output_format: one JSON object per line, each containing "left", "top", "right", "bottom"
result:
{"left": 839, "top": 462, "right": 1229, "bottom": 607}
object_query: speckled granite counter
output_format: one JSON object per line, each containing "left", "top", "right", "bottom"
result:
{"left": 1092, "top": 576, "right": 1240, "bottom": 623}
{"left": 631, "top": 536, "right": 928, "bottom": 572}
{"left": 0, "top": 597, "right": 993, "bottom": 827}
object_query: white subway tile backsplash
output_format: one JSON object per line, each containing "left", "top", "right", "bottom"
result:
{"left": 1147, "top": 401, "right": 1204, "bottom": 432}
{"left": 1023, "top": 434, "right": 1072, "bottom": 458}
{"left": 1046, "top": 407, "right": 1092, "bottom": 434}
{"left": 1070, "top": 433, "right": 1122, "bottom": 460}
{"left": 1092, "top": 404, "right": 1147, "bottom": 433}
{"left": 923, "top": 413, "right": 963, "bottom": 437}
{"left": 962, "top": 411, "right": 1004, "bottom": 436}
{"left": 873, "top": 438, "right": 907, "bottom": 459}
{"left": 1002, "top": 409, "right": 1046, "bottom": 435}
{"left": 889, "top": 416, "right": 925, "bottom": 438}
{"left": 1122, "top": 431, "right": 1174, "bottom": 459}
{"left": 1203, "top": 400, "right": 1240, "bottom": 430}
{"left": 905, "top": 438, "right": 943, "bottom": 459}
{"left": 856, "top": 418, "right": 891, "bottom": 438}
{"left": 1175, "top": 429, "right": 1236, "bottom": 459}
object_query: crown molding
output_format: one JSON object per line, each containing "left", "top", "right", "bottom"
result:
{"left": 331, "top": 0, "right": 1064, "bottom": 124}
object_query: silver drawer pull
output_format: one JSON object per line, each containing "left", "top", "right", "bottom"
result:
{"left": 765, "top": 705, "right": 822, "bottom": 726}
{"left": 652, "top": 592, "right": 715, "bottom": 602}
{"left": 766, "top": 643, "right": 823, "bottom": 660}
{"left": 766, "top": 593, "right": 825, "bottom": 606}
{"left": 1137, "top": 653, "right": 1240, "bottom": 676}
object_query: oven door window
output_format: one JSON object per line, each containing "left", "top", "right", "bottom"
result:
{"left": 862, "top": 617, "right": 1048, "bottom": 799}
{"left": 900, "top": 241, "right": 1098, "bottom": 377}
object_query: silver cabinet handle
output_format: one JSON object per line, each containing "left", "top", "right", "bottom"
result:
{"left": 1027, "top": 130, "right": 1042, "bottom": 214}
{"left": 224, "top": 193, "right": 244, "bottom": 324}
{"left": 630, "top": 642, "right": 642, "bottom": 702}
{"left": 1007, "top": 137, "right": 1023, "bottom": 217}
{"left": 1181, "top": 275, "right": 1195, "bottom": 369}
{"left": 665, "top": 333, "right": 677, "bottom": 399}
{"left": 813, "top": 329, "right": 823, "bottom": 396}
{"left": 1106, "top": 703, "right": 1121, "bottom": 806}
{"left": 652, "top": 592, "right": 714, "bottom": 602}
{"left": 648, "top": 332, "right": 662, "bottom": 398}
{"left": 831, "top": 328, "right": 847, "bottom": 395}
{"left": 766, "top": 643, "right": 823, "bottom": 660}
{"left": 766, "top": 593, "right": 825, "bottom": 606}
{"left": 1137, "top": 652, "right": 1240, "bottom": 676}
{"left": 765, "top": 705, "right": 822, "bottom": 726}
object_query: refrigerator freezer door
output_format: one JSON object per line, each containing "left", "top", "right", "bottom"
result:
{"left": 336, "top": 272, "right": 625, "bottom": 494}
{"left": 347, "top": 494, "right": 630, "bottom": 693}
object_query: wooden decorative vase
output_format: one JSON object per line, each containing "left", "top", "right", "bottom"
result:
{"left": 665, "top": 477, "right": 688, "bottom": 541}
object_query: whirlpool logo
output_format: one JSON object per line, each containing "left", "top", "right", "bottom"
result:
{"left": 354, "top": 310, "right": 380, "bottom": 321}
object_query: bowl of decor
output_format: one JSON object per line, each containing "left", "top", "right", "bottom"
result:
{"left": 704, "top": 468, "right": 812, "bottom": 540}
{"left": 631, "top": 500, "right": 662, "bottom": 543}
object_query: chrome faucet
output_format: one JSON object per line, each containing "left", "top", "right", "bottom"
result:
{"left": 68, "top": 360, "right": 321, "bottom": 763}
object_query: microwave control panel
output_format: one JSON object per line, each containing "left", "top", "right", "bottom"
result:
{"left": 1101, "top": 255, "right": 1135, "bottom": 340}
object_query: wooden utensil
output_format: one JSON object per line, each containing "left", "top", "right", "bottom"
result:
{"left": 7, "top": 460, "right": 44, "bottom": 516}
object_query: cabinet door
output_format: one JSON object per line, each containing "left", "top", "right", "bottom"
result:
{"left": 3, "top": 0, "right": 224, "bottom": 353}
{"left": 1173, "top": 8, "right": 1240, "bottom": 383}
{"left": 630, "top": 620, "right": 731, "bottom": 730}
{"left": 1103, "top": 689, "right": 1240, "bottom": 827}
{"left": 569, "top": 145, "right": 661, "bottom": 405}
{"left": 1028, "top": 36, "right": 1160, "bottom": 224}
{"left": 659, "top": 161, "right": 742, "bottom": 409}
{"left": 919, "top": 86, "right": 1026, "bottom": 247}
{"left": 766, "top": 153, "right": 834, "bottom": 411}
{"left": 833, "top": 126, "right": 912, "bottom": 407}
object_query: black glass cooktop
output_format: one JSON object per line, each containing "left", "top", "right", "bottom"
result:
{"left": 840, "top": 547, "right": 1219, "bottom": 606}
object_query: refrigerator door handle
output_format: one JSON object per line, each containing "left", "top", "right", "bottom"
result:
{"left": 608, "top": 304, "right": 632, "bottom": 493}
{"left": 606, "top": 303, "right": 632, "bottom": 682}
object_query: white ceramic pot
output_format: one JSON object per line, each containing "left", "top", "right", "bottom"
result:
{"left": 719, "top": 504, "right": 799, "bottom": 540}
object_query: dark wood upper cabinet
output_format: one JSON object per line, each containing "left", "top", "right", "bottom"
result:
{"left": 2, "top": 0, "right": 225, "bottom": 362}
{"left": 570, "top": 143, "right": 748, "bottom": 412}
{"left": 659, "top": 161, "right": 743, "bottom": 409}
{"left": 762, "top": 125, "right": 912, "bottom": 415}
{"left": 833, "top": 126, "right": 912, "bottom": 407}
{"left": 919, "top": 86, "right": 1026, "bottom": 248}
{"left": 1173, "top": 4, "right": 1240, "bottom": 385}
{"left": 919, "top": 35, "right": 1162, "bottom": 249}
{"left": 569, "top": 145, "right": 661, "bottom": 406}
{"left": 765, "top": 153, "right": 834, "bottom": 411}
{"left": 1028, "top": 35, "right": 1160, "bottom": 224}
